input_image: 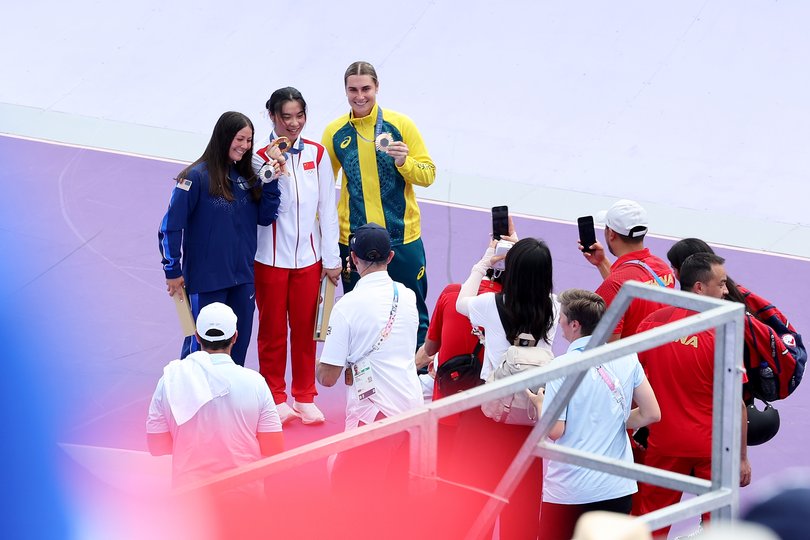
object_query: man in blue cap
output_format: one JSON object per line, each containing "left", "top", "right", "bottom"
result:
{"left": 317, "top": 222, "right": 422, "bottom": 427}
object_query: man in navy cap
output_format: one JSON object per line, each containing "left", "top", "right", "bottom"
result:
{"left": 316, "top": 222, "right": 423, "bottom": 533}
{"left": 317, "top": 222, "right": 422, "bottom": 426}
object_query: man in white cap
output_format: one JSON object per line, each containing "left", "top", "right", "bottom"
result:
{"left": 316, "top": 222, "right": 422, "bottom": 534}
{"left": 579, "top": 199, "right": 675, "bottom": 341}
{"left": 146, "top": 302, "right": 283, "bottom": 497}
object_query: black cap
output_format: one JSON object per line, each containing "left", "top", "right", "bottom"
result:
{"left": 350, "top": 223, "right": 391, "bottom": 262}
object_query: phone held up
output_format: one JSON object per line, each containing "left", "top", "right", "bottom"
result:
{"left": 492, "top": 205, "right": 509, "bottom": 240}
{"left": 577, "top": 215, "right": 597, "bottom": 253}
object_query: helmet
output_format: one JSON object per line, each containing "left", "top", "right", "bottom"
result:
{"left": 747, "top": 401, "right": 780, "bottom": 446}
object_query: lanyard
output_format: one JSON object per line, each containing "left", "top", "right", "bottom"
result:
{"left": 351, "top": 107, "right": 384, "bottom": 143}
{"left": 572, "top": 344, "right": 627, "bottom": 415}
{"left": 353, "top": 282, "right": 399, "bottom": 365}
{"left": 622, "top": 259, "right": 667, "bottom": 287}
{"left": 596, "top": 364, "right": 627, "bottom": 414}
{"left": 230, "top": 166, "right": 259, "bottom": 192}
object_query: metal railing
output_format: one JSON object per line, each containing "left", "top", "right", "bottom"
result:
{"left": 177, "top": 281, "right": 745, "bottom": 538}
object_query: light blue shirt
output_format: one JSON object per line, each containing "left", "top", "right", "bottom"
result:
{"left": 541, "top": 335, "right": 645, "bottom": 504}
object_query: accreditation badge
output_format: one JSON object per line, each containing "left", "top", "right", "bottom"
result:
{"left": 352, "top": 358, "right": 377, "bottom": 400}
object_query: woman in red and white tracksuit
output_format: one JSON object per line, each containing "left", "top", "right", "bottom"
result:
{"left": 252, "top": 87, "right": 341, "bottom": 425}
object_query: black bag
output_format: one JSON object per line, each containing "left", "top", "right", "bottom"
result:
{"left": 435, "top": 341, "right": 484, "bottom": 397}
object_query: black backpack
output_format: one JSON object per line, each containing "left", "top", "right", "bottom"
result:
{"left": 435, "top": 341, "right": 484, "bottom": 397}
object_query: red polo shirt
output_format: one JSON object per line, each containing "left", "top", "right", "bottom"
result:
{"left": 596, "top": 248, "right": 675, "bottom": 337}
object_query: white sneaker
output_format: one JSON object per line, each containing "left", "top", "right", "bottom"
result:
{"left": 276, "top": 402, "right": 300, "bottom": 424}
{"left": 293, "top": 401, "right": 325, "bottom": 425}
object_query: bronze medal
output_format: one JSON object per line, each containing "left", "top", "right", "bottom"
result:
{"left": 375, "top": 132, "right": 394, "bottom": 153}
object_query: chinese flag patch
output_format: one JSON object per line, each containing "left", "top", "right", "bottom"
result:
{"left": 303, "top": 161, "right": 315, "bottom": 171}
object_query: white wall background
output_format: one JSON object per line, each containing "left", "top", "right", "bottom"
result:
{"left": 2, "top": 0, "right": 809, "bottom": 256}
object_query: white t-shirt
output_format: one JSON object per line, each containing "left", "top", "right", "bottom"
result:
{"left": 146, "top": 354, "right": 281, "bottom": 495}
{"left": 541, "top": 336, "right": 645, "bottom": 504}
{"left": 467, "top": 292, "right": 560, "bottom": 381}
{"left": 320, "top": 271, "right": 423, "bottom": 430}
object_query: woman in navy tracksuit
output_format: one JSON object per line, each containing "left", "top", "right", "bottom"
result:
{"left": 159, "top": 111, "right": 281, "bottom": 366}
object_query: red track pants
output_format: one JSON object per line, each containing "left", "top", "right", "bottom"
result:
{"left": 637, "top": 450, "right": 712, "bottom": 537}
{"left": 255, "top": 260, "right": 322, "bottom": 404}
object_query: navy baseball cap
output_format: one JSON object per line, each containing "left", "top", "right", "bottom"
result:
{"left": 350, "top": 223, "right": 391, "bottom": 262}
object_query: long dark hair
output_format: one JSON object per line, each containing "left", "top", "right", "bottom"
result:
{"left": 499, "top": 238, "right": 555, "bottom": 343}
{"left": 178, "top": 111, "right": 260, "bottom": 202}
{"left": 667, "top": 237, "right": 745, "bottom": 303}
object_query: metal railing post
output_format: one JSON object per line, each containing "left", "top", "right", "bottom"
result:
{"left": 710, "top": 315, "right": 744, "bottom": 521}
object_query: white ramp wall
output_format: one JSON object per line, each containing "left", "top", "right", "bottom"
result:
{"left": 2, "top": 0, "right": 808, "bottom": 255}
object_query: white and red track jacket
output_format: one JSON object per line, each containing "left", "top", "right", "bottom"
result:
{"left": 252, "top": 134, "right": 340, "bottom": 270}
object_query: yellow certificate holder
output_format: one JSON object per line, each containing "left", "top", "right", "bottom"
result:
{"left": 313, "top": 277, "right": 336, "bottom": 341}
{"left": 172, "top": 289, "right": 197, "bottom": 337}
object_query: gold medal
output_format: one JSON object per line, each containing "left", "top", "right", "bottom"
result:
{"left": 271, "top": 136, "right": 291, "bottom": 153}
{"left": 375, "top": 132, "right": 394, "bottom": 153}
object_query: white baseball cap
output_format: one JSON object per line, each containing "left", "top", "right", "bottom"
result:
{"left": 196, "top": 302, "right": 237, "bottom": 341}
{"left": 597, "top": 199, "right": 648, "bottom": 238}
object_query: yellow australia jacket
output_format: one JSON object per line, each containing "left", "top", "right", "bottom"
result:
{"left": 322, "top": 104, "right": 436, "bottom": 246}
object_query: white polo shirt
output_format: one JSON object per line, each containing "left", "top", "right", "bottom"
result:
{"left": 467, "top": 292, "right": 560, "bottom": 381}
{"left": 320, "top": 271, "right": 423, "bottom": 430}
{"left": 146, "top": 353, "right": 282, "bottom": 495}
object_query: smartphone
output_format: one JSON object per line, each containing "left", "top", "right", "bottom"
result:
{"left": 577, "top": 215, "right": 597, "bottom": 253}
{"left": 632, "top": 426, "right": 649, "bottom": 449}
{"left": 492, "top": 205, "right": 509, "bottom": 240}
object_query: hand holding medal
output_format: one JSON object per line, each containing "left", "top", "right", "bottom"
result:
{"left": 381, "top": 137, "right": 409, "bottom": 167}
{"left": 268, "top": 136, "right": 291, "bottom": 176}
